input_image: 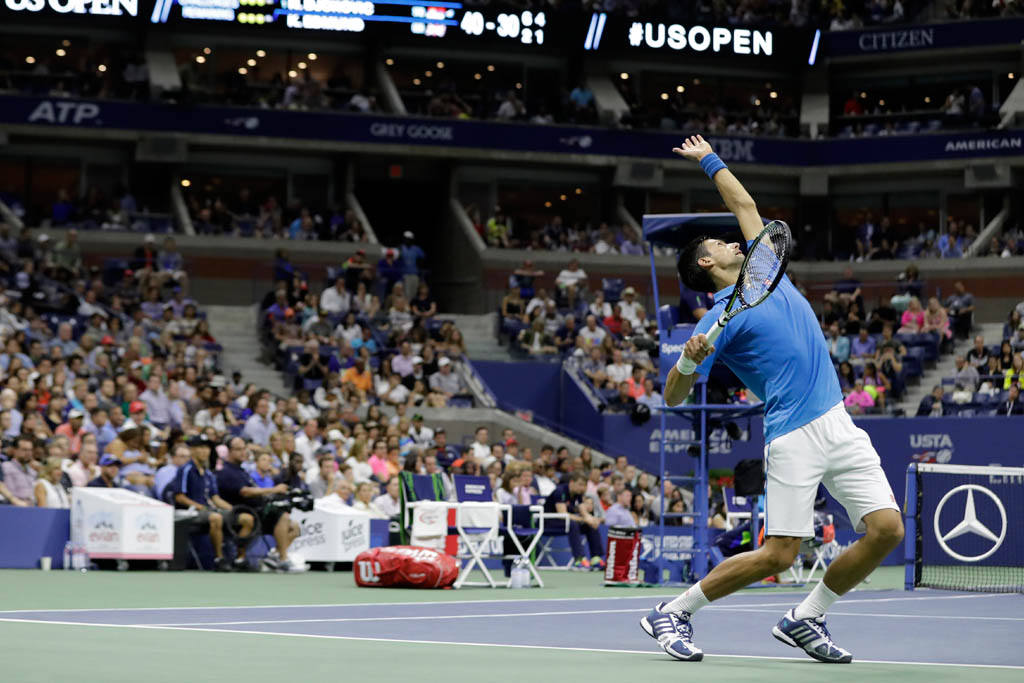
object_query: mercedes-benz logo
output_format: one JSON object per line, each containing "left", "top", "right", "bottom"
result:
{"left": 933, "top": 484, "right": 1007, "bottom": 563}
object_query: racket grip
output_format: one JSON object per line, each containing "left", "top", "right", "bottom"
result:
{"left": 675, "top": 319, "right": 725, "bottom": 375}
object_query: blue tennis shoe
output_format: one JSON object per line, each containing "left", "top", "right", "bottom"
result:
{"left": 772, "top": 609, "right": 853, "bottom": 663}
{"left": 640, "top": 602, "right": 704, "bottom": 662}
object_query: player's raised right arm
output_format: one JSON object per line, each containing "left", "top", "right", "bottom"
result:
{"left": 673, "top": 135, "right": 762, "bottom": 243}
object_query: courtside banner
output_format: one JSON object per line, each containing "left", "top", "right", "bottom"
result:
{"left": 825, "top": 18, "right": 1024, "bottom": 58}
{"left": 1, "top": 95, "right": 1022, "bottom": 167}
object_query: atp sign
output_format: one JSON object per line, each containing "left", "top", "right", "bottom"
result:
{"left": 3, "top": 0, "right": 137, "bottom": 15}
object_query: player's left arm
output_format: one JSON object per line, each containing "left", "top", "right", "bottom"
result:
{"left": 673, "top": 135, "right": 763, "bottom": 242}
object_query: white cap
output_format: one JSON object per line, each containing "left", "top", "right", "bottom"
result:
{"left": 328, "top": 429, "right": 344, "bottom": 441}
{"left": 412, "top": 355, "right": 423, "bottom": 364}
{"left": 403, "top": 231, "right": 414, "bottom": 240}
{"left": 119, "top": 419, "right": 138, "bottom": 433}
{"left": 438, "top": 357, "right": 452, "bottom": 367}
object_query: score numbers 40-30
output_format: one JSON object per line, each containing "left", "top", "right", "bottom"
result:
{"left": 460, "top": 10, "right": 546, "bottom": 44}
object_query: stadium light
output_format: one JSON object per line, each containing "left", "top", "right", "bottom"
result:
{"left": 298, "top": 62, "right": 307, "bottom": 69}
{"left": 288, "top": 70, "right": 297, "bottom": 78}
{"left": 238, "top": 67, "right": 247, "bottom": 75}
{"left": 660, "top": 93, "right": 668, "bottom": 100}
{"left": 386, "top": 58, "right": 394, "bottom": 66}
{"left": 256, "top": 50, "right": 266, "bottom": 57}
{"left": 436, "top": 61, "right": 444, "bottom": 68}
{"left": 413, "top": 78, "right": 422, "bottom": 85}
{"left": 560, "top": 194, "right": 567, "bottom": 201}
{"left": 860, "top": 91, "right": 867, "bottom": 98}
{"left": 308, "top": 53, "right": 317, "bottom": 60}
{"left": 61, "top": 39, "right": 70, "bottom": 47}
{"left": 180, "top": 179, "right": 191, "bottom": 187}
{"left": 425, "top": 70, "right": 433, "bottom": 77}
{"left": 515, "top": 82, "right": 522, "bottom": 89}
{"left": 924, "top": 96, "right": 931, "bottom": 103}
{"left": 56, "top": 49, "right": 66, "bottom": 57}
{"left": 879, "top": 99, "right": 886, "bottom": 106}
{"left": 98, "top": 64, "right": 106, "bottom": 72}
{"left": 575, "top": 188, "right": 583, "bottom": 195}
{"left": 247, "top": 59, "right": 256, "bottom": 66}
{"left": 195, "top": 56, "right": 206, "bottom": 64}
{"left": 544, "top": 201, "right": 552, "bottom": 208}
{"left": 676, "top": 85, "right": 685, "bottom": 93}
{"left": 25, "top": 56, "right": 35, "bottom": 64}
{"left": 1010, "top": 73, "right": 1016, "bottom": 80}
{"left": 620, "top": 72, "right": 629, "bottom": 80}
{"left": 769, "top": 91, "right": 777, "bottom": 99}
{"left": 474, "top": 73, "right": 482, "bottom": 80}
{"left": 203, "top": 47, "right": 211, "bottom": 55}
{"left": 487, "top": 64, "right": 495, "bottom": 72}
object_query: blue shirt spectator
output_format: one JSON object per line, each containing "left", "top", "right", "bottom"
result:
{"left": 399, "top": 232, "right": 426, "bottom": 275}
{"left": 171, "top": 459, "right": 219, "bottom": 508}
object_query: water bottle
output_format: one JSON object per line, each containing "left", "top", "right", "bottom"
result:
{"left": 63, "top": 541, "right": 72, "bottom": 571}
{"left": 510, "top": 556, "right": 530, "bottom": 589}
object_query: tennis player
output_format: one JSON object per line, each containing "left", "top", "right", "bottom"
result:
{"left": 641, "top": 136, "right": 904, "bottom": 664}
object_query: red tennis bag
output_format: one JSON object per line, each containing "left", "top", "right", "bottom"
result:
{"left": 354, "top": 546, "right": 459, "bottom": 588}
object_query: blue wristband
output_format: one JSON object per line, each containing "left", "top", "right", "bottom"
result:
{"left": 699, "top": 153, "right": 727, "bottom": 179}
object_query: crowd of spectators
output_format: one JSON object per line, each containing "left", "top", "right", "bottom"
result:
{"left": 186, "top": 186, "right": 369, "bottom": 241}
{"left": 0, "top": 186, "right": 169, "bottom": 235}
{"left": 921, "top": 299, "right": 1024, "bottom": 416}
{"left": 0, "top": 43, "right": 148, "bottom": 101}
{"left": 469, "top": 206, "right": 646, "bottom": 255}
{"left": 844, "top": 215, "right": 1024, "bottom": 263}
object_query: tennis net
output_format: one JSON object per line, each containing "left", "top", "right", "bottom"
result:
{"left": 906, "top": 463, "right": 1024, "bottom": 593}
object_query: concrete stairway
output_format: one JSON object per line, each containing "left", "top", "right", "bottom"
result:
{"left": 897, "top": 322, "right": 1004, "bottom": 414}
{"left": 204, "top": 304, "right": 291, "bottom": 393}
{"left": 443, "top": 312, "right": 513, "bottom": 361}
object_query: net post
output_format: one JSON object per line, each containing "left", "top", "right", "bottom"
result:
{"left": 904, "top": 463, "right": 918, "bottom": 591}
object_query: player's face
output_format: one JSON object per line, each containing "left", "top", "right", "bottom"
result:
{"left": 700, "top": 240, "right": 744, "bottom": 271}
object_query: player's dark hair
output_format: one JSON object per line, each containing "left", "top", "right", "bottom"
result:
{"left": 677, "top": 234, "right": 717, "bottom": 293}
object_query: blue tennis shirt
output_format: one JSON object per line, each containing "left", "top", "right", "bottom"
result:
{"left": 692, "top": 272, "right": 843, "bottom": 444}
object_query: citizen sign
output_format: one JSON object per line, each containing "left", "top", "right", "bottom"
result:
{"left": 4, "top": 0, "right": 137, "bottom": 15}
{"left": 857, "top": 28, "right": 933, "bottom": 52}
{"left": 628, "top": 23, "right": 772, "bottom": 56}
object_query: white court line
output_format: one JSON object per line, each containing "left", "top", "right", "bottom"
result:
{"left": 140, "top": 601, "right": 1024, "bottom": 628}
{"left": 0, "top": 590, "right": 1004, "bottom": 616}
{"left": 0, "top": 617, "right": 1021, "bottom": 671}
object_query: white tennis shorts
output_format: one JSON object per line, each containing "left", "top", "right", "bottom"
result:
{"left": 765, "top": 402, "right": 898, "bottom": 537}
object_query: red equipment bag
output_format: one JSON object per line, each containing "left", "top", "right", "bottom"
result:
{"left": 354, "top": 546, "right": 459, "bottom": 588}
{"left": 604, "top": 526, "right": 642, "bottom": 586}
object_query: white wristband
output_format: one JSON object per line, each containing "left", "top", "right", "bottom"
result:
{"left": 676, "top": 354, "right": 697, "bottom": 376}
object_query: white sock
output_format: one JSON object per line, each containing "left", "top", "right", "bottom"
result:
{"left": 793, "top": 581, "right": 840, "bottom": 620}
{"left": 664, "top": 581, "right": 710, "bottom": 616}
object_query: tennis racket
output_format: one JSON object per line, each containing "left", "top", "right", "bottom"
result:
{"left": 677, "top": 219, "right": 793, "bottom": 374}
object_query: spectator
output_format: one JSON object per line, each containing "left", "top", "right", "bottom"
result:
{"left": 608, "top": 381, "right": 637, "bottom": 413}
{"left": 242, "top": 397, "right": 275, "bottom": 447}
{"left": 67, "top": 442, "right": 101, "bottom": 489}
{"left": 998, "top": 385, "right": 1023, "bottom": 416}
{"left": 922, "top": 297, "right": 951, "bottom": 344}
{"left": 944, "top": 281, "right": 975, "bottom": 339}
{"left": 518, "top": 319, "right": 557, "bottom": 356}
{"left": 352, "top": 481, "right": 389, "bottom": 518}
{"left": 543, "top": 472, "right": 605, "bottom": 571}
{"left": 826, "top": 322, "right": 850, "bottom": 363}
{"left": 54, "top": 409, "right": 87, "bottom": 456}
{"left": 916, "top": 385, "right": 946, "bottom": 417}
{"left": 154, "top": 444, "right": 190, "bottom": 502}
{"left": 486, "top": 208, "right": 511, "bottom": 248}
{"left": 89, "top": 454, "right": 125, "bottom": 488}
{"left": 1004, "top": 353, "right": 1024, "bottom": 391}
{"left": 34, "top": 457, "right": 70, "bottom": 508}
{"left": 578, "top": 314, "right": 607, "bottom": 349}
{"left": 951, "top": 355, "right": 980, "bottom": 391}
{"left": 844, "top": 378, "right": 875, "bottom": 414}
{"left": 411, "top": 283, "right": 437, "bottom": 322}
{"left": 373, "top": 476, "right": 401, "bottom": 517}
{"left": 604, "top": 488, "right": 634, "bottom": 527}
{"left": 1, "top": 437, "right": 37, "bottom": 503}
{"left": 898, "top": 297, "right": 925, "bottom": 334}
{"left": 320, "top": 279, "right": 352, "bottom": 316}
{"left": 555, "top": 259, "right": 588, "bottom": 308}
{"left": 966, "top": 335, "right": 989, "bottom": 370}
{"left": 605, "top": 349, "right": 632, "bottom": 385}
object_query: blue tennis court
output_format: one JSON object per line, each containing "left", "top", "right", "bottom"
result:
{"left": 3, "top": 583, "right": 1021, "bottom": 676}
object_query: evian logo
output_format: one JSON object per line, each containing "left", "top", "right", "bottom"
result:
{"left": 910, "top": 433, "right": 953, "bottom": 463}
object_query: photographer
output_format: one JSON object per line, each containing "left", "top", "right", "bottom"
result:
{"left": 216, "top": 436, "right": 304, "bottom": 573}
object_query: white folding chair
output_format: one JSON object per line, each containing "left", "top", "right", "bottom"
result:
{"left": 502, "top": 504, "right": 546, "bottom": 588}
{"left": 453, "top": 501, "right": 502, "bottom": 588}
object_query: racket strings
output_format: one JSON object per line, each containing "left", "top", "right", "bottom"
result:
{"left": 738, "top": 222, "right": 790, "bottom": 307}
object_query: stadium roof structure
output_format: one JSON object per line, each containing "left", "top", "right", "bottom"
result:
{"left": 641, "top": 212, "right": 769, "bottom": 249}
